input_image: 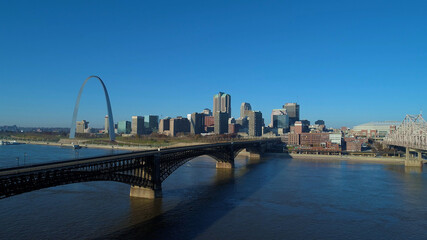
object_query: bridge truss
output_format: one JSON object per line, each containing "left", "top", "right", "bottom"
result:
{"left": 383, "top": 114, "right": 427, "bottom": 151}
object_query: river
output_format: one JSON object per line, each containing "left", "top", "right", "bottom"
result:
{"left": 0, "top": 144, "right": 426, "bottom": 239}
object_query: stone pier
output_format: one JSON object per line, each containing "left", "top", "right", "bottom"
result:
{"left": 130, "top": 186, "right": 162, "bottom": 199}
{"left": 249, "top": 152, "right": 261, "bottom": 160}
{"left": 216, "top": 161, "right": 234, "bottom": 168}
{"left": 405, "top": 160, "right": 423, "bottom": 167}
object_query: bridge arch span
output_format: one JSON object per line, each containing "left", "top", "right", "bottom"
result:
{"left": 70, "top": 76, "right": 115, "bottom": 141}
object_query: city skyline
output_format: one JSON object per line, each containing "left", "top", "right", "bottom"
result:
{"left": 1, "top": 1, "right": 426, "bottom": 128}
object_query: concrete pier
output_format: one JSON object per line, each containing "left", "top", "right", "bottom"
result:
{"left": 249, "top": 152, "right": 261, "bottom": 160}
{"left": 216, "top": 162, "right": 234, "bottom": 169}
{"left": 130, "top": 186, "right": 162, "bottom": 199}
{"left": 405, "top": 160, "right": 423, "bottom": 167}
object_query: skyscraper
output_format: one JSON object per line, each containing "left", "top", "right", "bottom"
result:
{"left": 283, "top": 103, "right": 300, "bottom": 126}
{"left": 190, "top": 112, "right": 204, "bottom": 134}
{"left": 131, "top": 116, "right": 144, "bottom": 135}
{"left": 270, "top": 109, "right": 288, "bottom": 128}
{"left": 214, "top": 112, "right": 229, "bottom": 134}
{"left": 240, "top": 102, "right": 252, "bottom": 118}
{"left": 248, "top": 111, "right": 263, "bottom": 137}
{"left": 117, "top": 121, "right": 131, "bottom": 134}
{"left": 213, "top": 92, "right": 231, "bottom": 118}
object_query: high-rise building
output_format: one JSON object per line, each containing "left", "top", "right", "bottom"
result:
{"left": 236, "top": 116, "right": 249, "bottom": 131}
{"left": 131, "top": 116, "right": 144, "bottom": 135}
{"left": 240, "top": 102, "right": 252, "bottom": 118}
{"left": 272, "top": 115, "right": 289, "bottom": 129}
{"left": 283, "top": 103, "right": 300, "bottom": 126}
{"left": 214, "top": 112, "right": 229, "bottom": 134}
{"left": 76, "top": 120, "right": 89, "bottom": 133}
{"left": 190, "top": 112, "right": 204, "bottom": 134}
{"left": 117, "top": 121, "right": 131, "bottom": 134}
{"left": 159, "top": 117, "right": 171, "bottom": 133}
{"left": 144, "top": 115, "right": 159, "bottom": 133}
{"left": 104, "top": 115, "right": 109, "bottom": 133}
{"left": 270, "top": 109, "right": 288, "bottom": 128}
{"left": 213, "top": 92, "right": 231, "bottom": 118}
{"left": 248, "top": 111, "right": 263, "bottom": 137}
{"left": 202, "top": 108, "right": 212, "bottom": 116}
{"left": 169, "top": 117, "right": 190, "bottom": 137}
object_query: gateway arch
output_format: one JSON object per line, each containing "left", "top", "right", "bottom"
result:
{"left": 69, "top": 76, "right": 115, "bottom": 141}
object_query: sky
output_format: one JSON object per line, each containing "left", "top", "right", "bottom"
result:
{"left": 1, "top": 0, "right": 426, "bottom": 128}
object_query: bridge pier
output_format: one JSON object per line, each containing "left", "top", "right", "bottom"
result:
{"left": 249, "top": 152, "right": 261, "bottom": 160}
{"left": 130, "top": 186, "right": 162, "bottom": 199}
{"left": 216, "top": 161, "right": 234, "bottom": 168}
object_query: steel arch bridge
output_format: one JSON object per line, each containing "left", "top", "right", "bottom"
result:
{"left": 0, "top": 139, "right": 280, "bottom": 199}
{"left": 383, "top": 114, "right": 427, "bottom": 151}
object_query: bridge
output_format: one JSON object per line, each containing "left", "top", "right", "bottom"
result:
{"left": 0, "top": 139, "right": 281, "bottom": 199}
{"left": 383, "top": 114, "right": 427, "bottom": 167}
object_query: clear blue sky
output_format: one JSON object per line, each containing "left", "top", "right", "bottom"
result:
{"left": 1, "top": 0, "right": 426, "bottom": 128}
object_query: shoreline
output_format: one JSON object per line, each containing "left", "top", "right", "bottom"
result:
{"left": 267, "top": 152, "right": 426, "bottom": 165}
{"left": 11, "top": 140, "right": 213, "bottom": 151}
{"left": 5, "top": 140, "right": 426, "bottom": 165}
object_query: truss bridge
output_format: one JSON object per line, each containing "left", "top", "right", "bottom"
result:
{"left": 383, "top": 114, "right": 427, "bottom": 166}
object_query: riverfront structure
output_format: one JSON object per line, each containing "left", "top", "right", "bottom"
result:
{"left": 0, "top": 140, "right": 279, "bottom": 199}
{"left": 70, "top": 76, "right": 115, "bottom": 141}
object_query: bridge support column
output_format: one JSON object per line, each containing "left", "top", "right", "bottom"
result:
{"left": 406, "top": 147, "right": 410, "bottom": 160}
{"left": 130, "top": 154, "right": 163, "bottom": 199}
{"left": 130, "top": 186, "right": 162, "bottom": 199}
{"left": 417, "top": 151, "right": 422, "bottom": 160}
{"left": 405, "top": 160, "right": 423, "bottom": 167}
{"left": 216, "top": 161, "right": 234, "bottom": 169}
{"left": 249, "top": 152, "right": 261, "bottom": 160}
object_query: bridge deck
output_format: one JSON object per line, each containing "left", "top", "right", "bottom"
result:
{"left": 0, "top": 140, "right": 277, "bottom": 177}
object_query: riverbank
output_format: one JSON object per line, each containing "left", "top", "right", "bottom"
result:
{"left": 287, "top": 153, "right": 423, "bottom": 165}
{"left": 264, "top": 152, "right": 427, "bottom": 165}
{"left": 12, "top": 140, "right": 214, "bottom": 151}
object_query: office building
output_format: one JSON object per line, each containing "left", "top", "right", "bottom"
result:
{"left": 170, "top": 117, "right": 190, "bottom": 137}
{"left": 213, "top": 92, "right": 231, "bottom": 118}
{"left": 76, "top": 120, "right": 89, "bottom": 134}
{"left": 214, "top": 112, "right": 229, "bottom": 134}
{"left": 117, "top": 121, "right": 131, "bottom": 134}
{"left": 272, "top": 115, "right": 289, "bottom": 129}
{"left": 190, "top": 112, "right": 204, "bottom": 134}
{"left": 248, "top": 111, "right": 263, "bottom": 137}
{"left": 202, "top": 108, "right": 212, "bottom": 116}
{"left": 283, "top": 103, "right": 300, "bottom": 126}
{"left": 143, "top": 115, "right": 159, "bottom": 133}
{"left": 131, "top": 116, "right": 144, "bottom": 135}
{"left": 271, "top": 109, "right": 289, "bottom": 129}
{"left": 240, "top": 102, "right": 252, "bottom": 118}
{"left": 159, "top": 117, "right": 171, "bottom": 133}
